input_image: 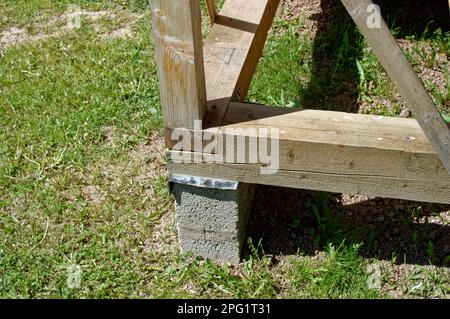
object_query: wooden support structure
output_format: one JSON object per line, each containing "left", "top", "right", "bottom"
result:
{"left": 341, "top": 0, "right": 450, "bottom": 175}
{"left": 169, "top": 102, "right": 450, "bottom": 204}
{"left": 150, "top": 0, "right": 207, "bottom": 130}
{"left": 151, "top": 0, "right": 450, "bottom": 205}
{"left": 204, "top": 0, "right": 218, "bottom": 24}
{"left": 203, "top": 0, "right": 280, "bottom": 129}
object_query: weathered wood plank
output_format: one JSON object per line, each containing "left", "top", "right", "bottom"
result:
{"left": 203, "top": 0, "right": 280, "bottom": 128}
{"left": 150, "top": 0, "right": 207, "bottom": 130}
{"left": 204, "top": 0, "right": 218, "bottom": 25}
{"left": 341, "top": 0, "right": 450, "bottom": 174}
{"left": 221, "top": 103, "right": 444, "bottom": 180}
{"left": 168, "top": 103, "right": 450, "bottom": 204}
{"left": 169, "top": 158, "right": 450, "bottom": 204}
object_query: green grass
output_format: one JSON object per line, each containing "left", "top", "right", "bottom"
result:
{"left": 0, "top": 0, "right": 165, "bottom": 298}
{"left": 149, "top": 240, "right": 278, "bottom": 299}
{"left": 248, "top": 12, "right": 366, "bottom": 112}
{"left": 0, "top": 1, "right": 449, "bottom": 299}
{"left": 247, "top": 18, "right": 312, "bottom": 108}
{"left": 248, "top": 10, "right": 449, "bottom": 117}
{"left": 289, "top": 242, "right": 382, "bottom": 299}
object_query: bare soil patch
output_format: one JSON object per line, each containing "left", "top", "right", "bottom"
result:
{"left": 0, "top": 9, "right": 143, "bottom": 49}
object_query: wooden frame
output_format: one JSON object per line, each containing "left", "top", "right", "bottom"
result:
{"left": 150, "top": 0, "right": 450, "bottom": 204}
{"left": 204, "top": 0, "right": 218, "bottom": 24}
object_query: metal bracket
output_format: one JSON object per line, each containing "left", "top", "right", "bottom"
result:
{"left": 169, "top": 174, "right": 239, "bottom": 193}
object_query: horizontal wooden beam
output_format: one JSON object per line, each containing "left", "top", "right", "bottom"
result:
{"left": 168, "top": 103, "right": 450, "bottom": 204}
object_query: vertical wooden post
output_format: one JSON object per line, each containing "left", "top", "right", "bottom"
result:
{"left": 150, "top": 0, "right": 207, "bottom": 132}
{"left": 341, "top": 0, "right": 450, "bottom": 174}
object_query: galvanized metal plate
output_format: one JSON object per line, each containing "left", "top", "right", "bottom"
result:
{"left": 169, "top": 174, "right": 239, "bottom": 190}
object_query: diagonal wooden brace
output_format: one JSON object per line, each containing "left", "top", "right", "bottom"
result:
{"left": 341, "top": 0, "right": 450, "bottom": 174}
{"left": 204, "top": 0, "right": 218, "bottom": 25}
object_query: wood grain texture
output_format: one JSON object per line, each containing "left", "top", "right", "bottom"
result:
{"left": 168, "top": 103, "right": 450, "bottom": 204}
{"left": 203, "top": 0, "right": 280, "bottom": 128}
{"left": 204, "top": 0, "right": 218, "bottom": 24}
{"left": 169, "top": 159, "right": 450, "bottom": 204}
{"left": 150, "top": 0, "right": 207, "bottom": 130}
{"left": 340, "top": 0, "right": 450, "bottom": 174}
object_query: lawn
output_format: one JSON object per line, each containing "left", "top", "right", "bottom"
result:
{"left": 0, "top": 0, "right": 449, "bottom": 298}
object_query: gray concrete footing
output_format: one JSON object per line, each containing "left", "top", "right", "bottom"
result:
{"left": 171, "top": 175, "right": 255, "bottom": 264}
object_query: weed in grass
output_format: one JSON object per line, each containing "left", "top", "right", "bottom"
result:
{"left": 391, "top": 251, "right": 398, "bottom": 265}
{"left": 426, "top": 241, "right": 438, "bottom": 265}
{"left": 149, "top": 240, "right": 278, "bottom": 299}
{"left": 308, "top": 192, "right": 345, "bottom": 246}
{"left": 289, "top": 241, "right": 382, "bottom": 299}
{"left": 247, "top": 17, "right": 309, "bottom": 108}
{"left": 366, "top": 229, "right": 378, "bottom": 254}
{"left": 402, "top": 266, "right": 450, "bottom": 298}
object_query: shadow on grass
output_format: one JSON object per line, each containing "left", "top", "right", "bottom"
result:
{"left": 244, "top": 0, "right": 450, "bottom": 267}
{"left": 300, "top": 0, "right": 449, "bottom": 112}
{"left": 245, "top": 185, "right": 450, "bottom": 267}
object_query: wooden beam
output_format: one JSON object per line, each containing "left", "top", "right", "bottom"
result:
{"left": 168, "top": 103, "right": 450, "bottom": 204}
{"left": 340, "top": 0, "right": 450, "bottom": 174}
{"left": 150, "top": 0, "right": 207, "bottom": 131}
{"left": 204, "top": 0, "right": 218, "bottom": 25}
{"left": 203, "top": 0, "right": 280, "bottom": 128}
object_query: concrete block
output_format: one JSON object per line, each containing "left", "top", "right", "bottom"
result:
{"left": 172, "top": 178, "right": 255, "bottom": 264}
